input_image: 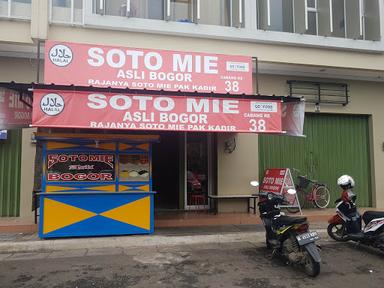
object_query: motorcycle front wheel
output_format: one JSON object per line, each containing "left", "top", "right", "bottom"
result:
{"left": 303, "top": 251, "right": 320, "bottom": 277}
{"left": 327, "top": 223, "right": 348, "bottom": 242}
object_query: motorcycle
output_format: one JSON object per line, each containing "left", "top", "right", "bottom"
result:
{"left": 250, "top": 181, "right": 321, "bottom": 277}
{"left": 327, "top": 194, "right": 384, "bottom": 251}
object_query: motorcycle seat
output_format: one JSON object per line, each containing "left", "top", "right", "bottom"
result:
{"left": 273, "top": 216, "right": 307, "bottom": 227}
{"left": 363, "top": 211, "right": 384, "bottom": 225}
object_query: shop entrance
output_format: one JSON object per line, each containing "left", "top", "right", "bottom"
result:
{"left": 185, "top": 133, "right": 213, "bottom": 210}
{"left": 152, "top": 132, "right": 180, "bottom": 210}
{"left": 152, "top": 132, "right": 215, "bottom": 211}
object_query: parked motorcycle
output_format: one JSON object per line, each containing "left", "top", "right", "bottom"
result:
{"left": 251, "top": 181, "right": 321, "bottom": 277}
{"left": 327, "top": 192, "right": 384, "bottom": 251}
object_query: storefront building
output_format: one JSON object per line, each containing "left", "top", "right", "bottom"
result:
{"left": 1, "top": 1, "right": 384, "bottom": 224}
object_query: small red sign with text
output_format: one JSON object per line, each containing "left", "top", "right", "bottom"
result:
{"left": 260, "top": 168, "right": 287, "bottom": 194}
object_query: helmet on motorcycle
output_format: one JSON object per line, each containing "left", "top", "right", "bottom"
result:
{"left": 337, "top": 175, "right": 355, "bottom": 189}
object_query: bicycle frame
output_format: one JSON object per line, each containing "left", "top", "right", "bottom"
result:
{"left": 290, "top": 168, "right": 330, "bottom": 210}
{"left": 296, "top": 178, "right": 329, "bottom": 208}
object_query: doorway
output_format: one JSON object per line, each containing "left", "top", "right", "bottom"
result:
{"left": 185, "top": 133, "right": 214, "bottom": 210}
{"left": 152, "top": 132, "right": 180, "bottom": 210}
{"left": 152, "top": 132, "right": 215, "bottom": 211}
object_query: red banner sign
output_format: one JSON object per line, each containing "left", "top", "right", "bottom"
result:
{"left": 0, "top": 88, "right": 32, "bottom": 129}
{"left": 32, "top": 89, "right": 282, "bottom": 133}
{"left": 44, "top": 41, "right": 253, "bottom": 94}
{"left": 260, "top": 168, "right": 287, "bottom": 193}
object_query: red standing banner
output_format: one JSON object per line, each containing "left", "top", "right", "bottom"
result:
{"left": 44, "top": 41, "right": 253, "bottom": 94}
{"left": 32, "top": 89, "right": 282, "bottom": 133}
{"left": 260, "top": 168, "right": 287, "bottom": 193}
{"left": 260, "top": 168, "right": 302, "bottom": 213}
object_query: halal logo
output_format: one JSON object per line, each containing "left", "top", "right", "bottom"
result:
{"left": 40, "top": 93, "right": 65, "bottom": 116}
{"left": 49, "top": 44, "right": 73, "bottom": 67}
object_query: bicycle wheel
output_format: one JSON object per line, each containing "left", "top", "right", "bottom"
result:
{"left": 313, "top": 185, "right": 330, "bottom": 208}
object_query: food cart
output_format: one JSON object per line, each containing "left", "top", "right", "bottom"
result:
{"left": 36, "top": 132, "right": 159, "bottom": 238}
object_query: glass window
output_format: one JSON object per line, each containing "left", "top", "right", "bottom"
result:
{"left": 93, "top": 0, "right": 165, "bottom": 19}
{"left": 0, "top": 0, "right": 31, "bottom": 18}
{"left": 170, "top": 0, "right": 193, "bottom": 23}
{"left": 306, "top": 11, "right": 317, "bottom": 35}
{"left": 105, "top": 0, "right": 126, "bottom": 16}
{"left": 305, "top": 0, "right": 317, "bottom": 35}
{"left": 345, "top": 0, "right": 381, "bottom": 41}
{"left": 186, "top": 133, "right": 208, "bottom": 208}
{"left": 345, "top": 0, "right": 361, "bottom": 39}
{"left": 12, "top": 0, "right": 31, "bottom": 18}
{"left": 0, "top": 0, "right": 8, "bottom": 17}
{"left": 364, "top": 0, "right": 380, "bottom": 40}
{"left": 129, "top": 0, "right": 164, "bottom": 20}
{"left": 51, "top": 0, "right": 83, "bottom": 24}
{"left": 258, "top": 0, "right": 293, "bottom": 32}
{"left": 317, "top": 0, "right": 346, "bottom": 38}
{"left": 199, "top": 0, "right": 230, "bottom": 26}
{"left": 53, "top": 0, "right": 68, "bottom": 6}
{"left": 307, "top": 0, "right": 316, "bottom": 8}
{"left": 231, "top": 0, "right": 245, "bottom": 28}
{"left": 119, "top": 154, "right": 150, "bottom": 182}
{"left": 331, "top": 0, "right": 345, "bottom": 37}
{"left": 93, "top": 0, "right": 127, "bottom": 16}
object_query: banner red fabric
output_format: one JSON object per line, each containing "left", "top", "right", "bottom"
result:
{"left": 260, "top": 168, "right": 287, "bottom": 193}
{"left": 44, "top": 41, "right": 253, "bottom": 94}
{"left": 0, "top": 88, "right": 32, "bottom": 129}
{"left": 32, "top": 89, "right": 282, "bottom": 133}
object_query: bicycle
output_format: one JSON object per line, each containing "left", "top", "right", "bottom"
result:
{"left": 287, "top": 171, "right": 331, "bottom": 213}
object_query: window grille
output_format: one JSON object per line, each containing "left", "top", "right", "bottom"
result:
{"left": 287, "top": 80, "right": 349, "bottom": 106}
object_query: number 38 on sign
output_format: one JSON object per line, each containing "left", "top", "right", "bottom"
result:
{"left": 249, "top": 119, "right": 266, "bottom": 132}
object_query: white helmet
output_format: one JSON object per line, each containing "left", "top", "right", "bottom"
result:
{"left": 337, "top": 175, "right": 355, "bottom": 189}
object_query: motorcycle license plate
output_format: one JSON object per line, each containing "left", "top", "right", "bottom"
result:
{"left": 296, "top": 231, "right": 320, "bottom": 246}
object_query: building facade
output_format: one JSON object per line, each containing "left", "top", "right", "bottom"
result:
{"left": 1, "top": 0, "right": 384, "bottom": 219}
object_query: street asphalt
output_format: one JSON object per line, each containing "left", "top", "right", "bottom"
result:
{"left": 0, "top": 233, "right": 383, "bottom": 288}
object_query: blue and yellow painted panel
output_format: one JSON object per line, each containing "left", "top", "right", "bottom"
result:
{"left": 39, "top": 192, "right": 154, "bottom": 238}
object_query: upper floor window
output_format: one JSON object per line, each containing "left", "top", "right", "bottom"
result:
{"left": 257, "top": 0, "right": 294, "bottom": 32}
{"left": 93, "top": 0, "right": 164, "bottom": 19}
{"left": 305, "top": 0, "right": 317, "bottom": 35}
{"left": 0, "top": 0, "right": 31, "bottom": 19}
{"left": 93, "top": 0, "right": 244, "bottom": 27}
{"left": 50, "top": 0, "right": 83, "bottom": 24}
{"left": 170, "top": 0, "right": 192, "bottom": 22}
{"left": 257, "top": 0, "right": 380, "bottom": 41}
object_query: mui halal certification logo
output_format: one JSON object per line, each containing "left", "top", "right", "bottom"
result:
{"left": 40, "top": 93, "right": 65, "bottom": 116}
{"left": 49, "top": 44, "right": 73, "bottom": 67}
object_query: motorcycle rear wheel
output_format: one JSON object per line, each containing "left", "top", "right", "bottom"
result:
{"left": 303, "top": 252, "right": 320, "bottom": 277}
{"left": 327, "top": 223, "right": 348, "bottom": 242}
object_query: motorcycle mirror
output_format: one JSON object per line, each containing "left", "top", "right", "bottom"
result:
{"left": 250, "top": 181, "right": 259, "bottom": 187}
{"left": 287, "top": 189, "right": 297, "bottom": 195}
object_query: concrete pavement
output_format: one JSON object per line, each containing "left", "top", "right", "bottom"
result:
{"left": 0, "top": 209, "right": 338, "bottom": 254}
{"left": 0, "top": 224, "right": 328, "bottom": 255}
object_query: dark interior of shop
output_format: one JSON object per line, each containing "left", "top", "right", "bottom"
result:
{"left": 152, "top": 132, "right": 180, "bottom": 210}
